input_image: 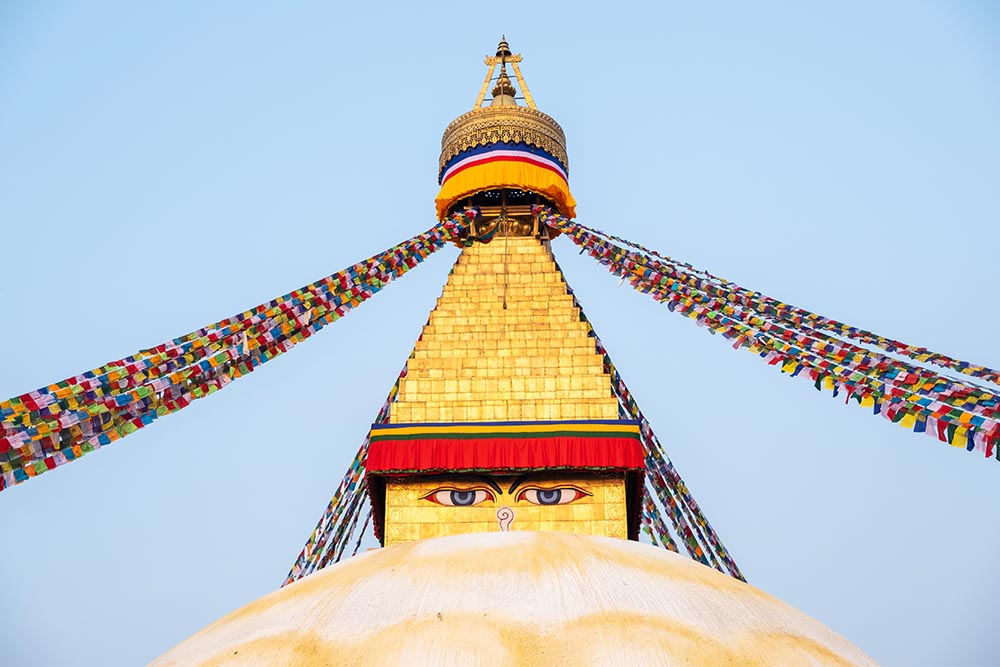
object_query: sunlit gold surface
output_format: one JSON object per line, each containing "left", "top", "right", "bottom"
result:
{"left": 490, "top": 67, "right": 517, "bottom": 100}
{"left": 483, "top": 41, "right": 534, "bottom": 109}
{"left": 473, "top": 62, "right": 496, "bottom": 109}
{"left": 457, "top": 40, "right": 548, "bottom": 161}
{"left": 439, "top": 105, "right": 568, "bottom": 174}
{"left": 484, "top": 54, "right": 521, "bottom": 66}
{"left": 383, "top": 472, "right": 627, "bottom": 545}
{"left": 509, "top": 60, "right": 536, "bottom": 110}
{"left": 389, "top": 237, "right": 618, "bottom": 423}
{"left": 151, "top": 532, "right": 877, "bottom": 666}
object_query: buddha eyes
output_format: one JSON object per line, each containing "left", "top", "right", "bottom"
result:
{"left": 420, "top": 485, "right": 591, "bottom": 506}
{"left": 421, "top": 488, "right": 495, "bottom": 506}
{"left": 517, "top": 486, "right": 590, "bottom": 505}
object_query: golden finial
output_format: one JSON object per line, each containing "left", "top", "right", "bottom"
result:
{"left": 450, "top": 38, "right": 565, "bottom": 171}
{"left": 476, "top": 37, "right": 536, "bottom": 110}
{"left": 496, "top": 36, "right": 512, "bottom": 60}
{"left": 490, "top": 66, "right": 517, "bottom": 102}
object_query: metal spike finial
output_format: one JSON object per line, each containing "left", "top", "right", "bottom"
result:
{"left": 491, "top": 65, "right": 517, "bottom": 101}
{"left": 496, "top": 36, "right": 512, "bottom": 59}
{"left": 476, "top": 37, "right": 536, "bottom": 110}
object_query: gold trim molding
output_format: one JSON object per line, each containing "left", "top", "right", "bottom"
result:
{"left": 439, "top": 106, "right": 568, "bottom": 175}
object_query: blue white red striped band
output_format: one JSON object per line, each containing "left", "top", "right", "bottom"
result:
{"left": 439, "top": 142, "right": 568, "bottom": 185}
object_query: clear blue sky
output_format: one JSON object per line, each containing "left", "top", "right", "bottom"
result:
{"left": 2, "top": 2, "right": 998, "bottom": 665}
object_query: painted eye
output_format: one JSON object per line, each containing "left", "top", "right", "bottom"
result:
{"left": 535, "top": 489, "right": 563, "bottom": 505}
{"left": 449, "top": 489, "right": 481, "bottom": 506}
{"left": 518, "top": 487, "right": 590, "bottom": 505}
{"left": 422, "top": 488, "right": 494, "bottom": 506}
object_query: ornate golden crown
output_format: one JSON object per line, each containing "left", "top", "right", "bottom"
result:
{"left": 438, "top": 38, "right": 569, "bottom": 176}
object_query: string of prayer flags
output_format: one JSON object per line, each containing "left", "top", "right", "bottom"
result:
{"left": 557, "top": 263, "right": 745, "bottom": 581}
{"left": 282, "top": 358, "right": 412, "bottom": 585}
{"left": 584, "top": 224, "right": 1000, "bottom": 386}
{"left": 1, "top": 216, "right": 470, "bottom": 492}
{"left": 536, "top": 206, "right": 1000, "bottom": 463}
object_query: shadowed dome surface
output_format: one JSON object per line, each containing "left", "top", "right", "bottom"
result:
{"left": 151, "top": 532, "right": 875, "bottom": 666}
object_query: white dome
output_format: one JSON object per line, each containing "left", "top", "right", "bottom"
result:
{"left": 152, "top": 532, "right": 874, "bottom": 666}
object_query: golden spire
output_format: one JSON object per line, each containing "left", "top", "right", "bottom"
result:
{"left": 490, "top": 66, "right": 517, "bottom": 105}
{"left": 496, "top": 35, "right": 512, "bottom": 59}
{"left": 474, "top": 36, "right": 537, "bottom": 110}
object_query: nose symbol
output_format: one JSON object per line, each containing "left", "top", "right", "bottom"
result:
{"left": 496, "top": 506, "right": 514, "bottom": 532}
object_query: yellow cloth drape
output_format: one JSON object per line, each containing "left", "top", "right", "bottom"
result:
{"left": 435, "top": 160, "right": 576, "bottom": 219}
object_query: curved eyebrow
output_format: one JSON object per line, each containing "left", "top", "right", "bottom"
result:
{"left": 468, "top": 474, "right": 503, "bottom": 495}
{"left": 508, "top": 472, "right": 538, "bottom": 494}
{"left": 423, "top": 473, "right": 503, "bottom": 495}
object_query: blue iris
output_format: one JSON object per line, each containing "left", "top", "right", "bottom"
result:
{"left": 450, "top": 490, "right": 477, "bottom": 506}
{"left": 536, "top": 489, "right": 562, "bottom": 505}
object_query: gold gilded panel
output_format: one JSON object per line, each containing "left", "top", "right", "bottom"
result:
{"left": 389, "top": 237, "right": 618, "bottom": 424}
{"left": 439, "top": 106, "right": 568, "bottom": 174}
{"left": 383, "top": 472, "right": 628, "bottom": 546}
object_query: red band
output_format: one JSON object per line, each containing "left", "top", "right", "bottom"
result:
{"left": 367, "top": 435, "right": 645, "bottom": 474}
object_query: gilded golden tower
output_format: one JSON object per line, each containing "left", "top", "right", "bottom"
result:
{"left": 367, "top": 38, "right": 639, "bottom": 546}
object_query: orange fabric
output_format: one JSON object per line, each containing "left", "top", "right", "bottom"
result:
{"left": 435, "top": 159, "right": 577, "bottom": 219}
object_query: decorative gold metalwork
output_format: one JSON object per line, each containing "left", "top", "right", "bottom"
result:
{"left": 465, "top": 205, "right": 544, "bottom": 238}
{"left": 509, "top": 60, "right": 537, "bottom": 110}
{"left": 483, "top": 35, "right": 520, "bottom": 66}
{"left": 444, "top": 37, "right": 565, "bottom": 173}
{"left": 495, "top": 36, "right": 512, "bottom": 60}
{"left": 439, "top": 106, "right": 568, "bottom": 173}
{"left": 473, "top": 62, "right": 497, "bottom": 109}
{"left": 484, "top": 54, "right": 522, "bottom": 66}
{"left": 491, "top": 66, "right": 517, "bottom": 99}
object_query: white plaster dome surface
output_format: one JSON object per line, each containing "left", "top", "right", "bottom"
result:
{"left": 151, "top": 531, "right": 875, "bottom": 666}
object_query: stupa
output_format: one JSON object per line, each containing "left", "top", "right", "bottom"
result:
{"left": 150, "top": 39, "right": 875, "bottom": 666}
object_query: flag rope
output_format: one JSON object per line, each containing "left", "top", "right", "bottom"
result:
{"left": 0, "top": 214, "right": 473, "bottom": 490}
{"left": 537, "top": 207, "right": 1000, "bottom": 462}
{"left": 282, "top": 355, "right": 410, "bottom": 584}
{"left": 588, "top": 224, "right": 1000, "bottom": 386}
{"left": 555, "top": 262, "right": 744, "bottom": 580}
